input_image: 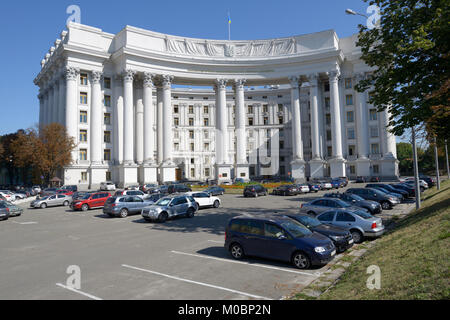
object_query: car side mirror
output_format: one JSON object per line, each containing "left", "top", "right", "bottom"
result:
{"left": 278, "top": 234, "right": 287, "bottom": 240}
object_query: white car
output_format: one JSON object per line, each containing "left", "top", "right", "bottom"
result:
{"left": 100, "top": 182, "right": 116, "bottom": 191}
{"left": 114, "top": 190, "right": 146, "bottom": 199}
{"left": 0, "top": 191, "right": 16, "bottom": 202}
{"left": 319, "top": 182, "right": 333, "bottom": 190}
{"left": 32, "top": 186, "right": 42, "bottom": 193}
{"left": 297, "top": 184, "right": 310, "bottom": 194}
{"left": 404, "top": 179, "right": 429, "bottom": 189}
{"left": 185, "top": 192, "right": 221, "bottom": 209}
{"left": 128, "top": 185, "right": 140, "bottom": 191}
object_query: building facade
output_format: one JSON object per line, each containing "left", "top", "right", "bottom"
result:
{"left": 34, "top": 23, "right": 399, "bottom": 188}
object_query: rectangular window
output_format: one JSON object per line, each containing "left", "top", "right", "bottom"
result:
{"left": 327, "top": 146, "right": 332, "bottom": 157}
{"left": 81, "top": 172, "right": 88, "bottom": 182}
{"left": 104, "top": 77, "right": 111, "bottom": 89}
{"left": 104, "top": 149, "right": 111, "bottom": 161}
{"left": 79, "top": 130, "right": 87, "bottom": 143}
{"left": 104, "top": 95, "right": 111, "bottom": 107}
{"left": 174, "top": 143, "right": 179, "bottom": 151}
{"left": 248, "top": 105, "right": 253, "bottom": 114}
{"left": 263, "top": 105, "right": 269, "bottom": 113}
{"left": 203, "top": 106, "right": 209, "bottom": 114}
{"left": 370, "top": 109, "right": 378, "bottom": 121}
{"left": 263, "top": 117, "right": 269, "bottom": 125}
{"left": 79, "top": 149, "right": 87, "bottom": 161}
{"left": 279, "top": 141, "right": 284, "bottom": 149}
{"left": 174, "top": 118, "right": 179, "bottom": 126}
{"left": 80, "top": 92, "right": 88, "bottom": 105}
{"left": 204, "top": 131, "right": 209, "bottom": 139}
{"left": 204, "top": 157, "right": 210, "bottom": 165}
{"left": 327, "top": 130, "right": 332, "bottom": 141}
{"left": 324, "top": 97, "right": 330, "bottom": 109}
{"left": 104, "top": 113, "right": 111, "bottom": 125}
{"left": 104, "top": 131, "right": 111, "bottom": 143}
{"left": 204, "top": 143, "right": 209, "bottom": 151}
{"left": 190, "top": 158, "right": 195, "bottom": 164}
{"left": 80, "top": 111, "right": 88, "bottom": 123}
{"left": 204, "top": 118, "right": 209, "bottom": 126}
{"left": 248, "top": 118, "right": 254, "bottom": 126}
{"left": 279, "top": 116, "right": 284, "bottom": 124}
{"left": 346, "top": 95, "right": 353, "bottom": 106}
{"left": 370, "top": 126, "right": 379, "bottom": 138}
{"left": 373, "top": 165, "right": 380, "bottom": 174}
{"left": 189, "top": 118, "right": 194, "bottom": 126}
{"left": 189, "top": 130, "right": 194, "bottom": 139}
{"left": 189, "top": 106, "right": 194, "bottom": 114}
{"left": 190, "top": 143, "right": 195, "bottom": 152}
{"left": 204, "top": 168, "right": 210, "bottom": 177}
{"left": 345, "top": 78, "right": 352, "bottom": 89}
{"left": 371, "top": 143, "right": 380, "bottom": 154}
{"left": 347, "top": 111, "right": 354, "bottom": 123}
{"left": 278, "top": 104, "right": 283, "bottom": 112}
{"left": 347, "top": 128, "right": 355, "bottom": 140}
{"left": 174, "top": 105, "right": 179, "bottom": 114}
{"left": 350, "top": 165, "right": 356, "bottom": 175}
{"left": 326, "top": 114, "right": 331, "bottom": 125}
{"left": 348, "top": 145, "right": 356, "bottom": 156}
{"left": 324, "top": 82, "right": 330, "bottom": 92}
{"left": 106, "top": 171, "right": 112, "bottom": 181}
{"left": 191, "top": 168, "right": 195, "bottom": 178}
{"left": 80, "top": 73, "right": 88, "bottom": 86}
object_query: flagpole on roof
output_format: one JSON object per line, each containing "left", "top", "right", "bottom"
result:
{"left": 228, "top": 11, "right": 231, "bottom": 41}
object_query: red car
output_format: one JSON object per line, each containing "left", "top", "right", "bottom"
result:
{"left": 56, "top": 189, "right": 74, "bottom": 196}
{"left": 71, "top": 192, "right": 111, "bottom": 211}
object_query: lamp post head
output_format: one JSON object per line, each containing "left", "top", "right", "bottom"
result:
{"left": 345, "top": 9, "right": 357, "bottom": 15}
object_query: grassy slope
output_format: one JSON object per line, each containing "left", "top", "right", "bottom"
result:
{"left": 320, "top": 180, "right": 450, "bottom": 300}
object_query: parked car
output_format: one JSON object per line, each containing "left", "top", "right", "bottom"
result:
{"left": 365, "top": 185, "right": 405, "bottom": 201}
{"left": 14, "top": 192, "right": 26, "bottom": 200}
{"left": 224, "top": 215, "right": 336, "bottom": 269}
{"left": 370, "top": 177, "right": 380, "bottom": 183}
{"left": 0, "top": 190, "right": 17, "bottom": 202}
{"left": 167, "top": 184, "right": 192, "bottom": 194}
{"left": 126, "top": 185, "right": 140, "bottom": 191}
{"left": 316, "top": 209, "right": 385, "bottom": 243}
{"left": 0, "top": 202, "right": 11, "bottom": 220}
{"left": 0, "top": 194, "right": 7, "bottom": 202}
{"left": 56, "top": 189, "right": 74, "bottom": 196}
{"left": 142, "top": 193, "right": 166, "bottom": 203}
{"left": 61, "top": 185, "right": 78, "bottom": 193}
{"left": 282, "top": 214, "right": 354, "bottom": 253}
{"left": 40, "top": 188, "right": 58, "bottom": 197}
{"left": 72, "top": 191, "right": 91, "bottom": 201}
{"left": 318, "top": 181, "right": 333, "bottom": 190}
{"left": 140, "top": 184, "right": 159, "bottom": 193}
{"left": 339, "top": 177, "right": 349, "bottom": 187}
{"left": 300, "top": 198, "right": 369, "bottom": 216}
{"left": 100, "top": 182, "right": 116, "bottom": 191}
{"left": 204, "top": 186, "right": 225, "bottom": 196}
{"left": 32, "top": 186, "right": 42, "bottom": 194}
{"left": 185, "top": 192, "right": 221, "bottom": 209}
{"left": 390, "top": 184, "right": 415, "bottom": 197}
{"left": 367, "top": 184, "right": 409, "bottom": 199}
{"left": 234, "top": 178, "right": 245, "bottom": 184}
{"left": 346, "top": 188, "right": 400, "bottom": 210}
{"left": 243, "top": 185, "right": 268, "bottom": 198}
{"left": 325, "top": 192, "right": 382, "bottom": 215}
{"left": 307, "top": 183, "right": 320, "bottom": 193}
{"left": 70, "top": 192, "right": 111, "bottom": 211}
{"left": 272, "top": 185, "right": 299, "bottom": 196}
{"left": 419, "top": 175, "right": 436, "bottom": 188}
{"left": 103, "top": 195, "right": 156, "bottom": 218}
{"left": 114, "top": 190, "right": 146, "bottom": 199}
{"left": 0, "top": 201, "right": 23, "bottom": 217}
{"left": 30, "top": 194, "right": 72, "bottom": 209}
{"left": 355, "top": 176, "right": 367, "bottom": 183}
{"left": 403, "top": 179, "right": 428, "bottom": 191}
{"left": 295, "top": 184, "right": 310, "bottom": 194}
{"left": 330, "top": 179, "right": 342, "bottom": 189}
{"left": 141, "top": 195, "right": 198, "bottom": 223}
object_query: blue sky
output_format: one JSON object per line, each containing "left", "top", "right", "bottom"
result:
{"left": 0, "top": 0, "right": 370, "bottom": 135}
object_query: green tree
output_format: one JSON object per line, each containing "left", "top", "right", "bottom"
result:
{"left": 356, "top": 0, "right": 450, "bottom": 139}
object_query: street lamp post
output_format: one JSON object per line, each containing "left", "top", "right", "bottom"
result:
{"left": 345, "top": 8, "right": 368, "bottom": 18}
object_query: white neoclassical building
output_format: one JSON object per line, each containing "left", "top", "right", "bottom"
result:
{"left": 34, "top": 23, "right": 399, "bottom": 188}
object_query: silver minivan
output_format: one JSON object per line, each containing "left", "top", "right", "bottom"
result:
{"left": 103, "top": 195, "right": 155, "bottom": 218}
{"left": 141, "top": 195, "right": 198, "bottom": 223}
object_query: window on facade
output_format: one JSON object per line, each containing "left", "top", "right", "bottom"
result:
{"left": 104, "top": 113, "right": 111, "bottom": 125}
{"left": 370, "top": 109, "right": 378, "bottom": 121}
{"left": 279, "top": 129, "right": 284, "bottom": 137}
{"left": 348, "top": 145, "right": 356, "bottom": 156}
{"left": 326, "top": 114, "right": 331, "bottom": 125}
{"left": 327, "top": 130, "right": 332, "bottom": 141}
{"left": 325, "top": 97, "right": 330, "bottom": 109}
{"left": 189, "top": 118, "right": 194, "bottom": 126}
{"left": 190, "top": 158, "right": 195, "bottom": 164}
{"left": 371, "top": 143, "right": 380, "bottom": 154}
{"left": 189, "top": 106, "right": 194, "bottom": 114}
{"left": 81, "top": 172, "right": 88, "bottom": 182}
{"left": 204, "top": 157, "right": 210, "bottom": 165}
{"left": 79, "top": 149, "right": 87, "bottom": 161}
{"left": 190, "top": 143, "right": 195, "bottom": 152}
{"left": 104, "top": 149, "right": 111, "bottom": 161}
{"left": 106, "top": 171, "right": 112, "bottom": 181}
{"left": 278, "top": 104, "right": 283, "bottom": 112}
{"left": 189, "top": 130, "right": 194, "bottom": 139}
{"left": 279, "top": 141, "right": 284, "bottom": 149}
{"left": 204, "top": 131, "right": 209, "bottom": 139}
{"left": 264, "top": 117, "right": 269, "bottom": 125}
{"left": 324, "top": 82, "right": 330, "bottom": 92}
{"left": 248, "top": 105, "right": 253, "bottom": 114}
{"left": 280, "top": 166, "right": 286, "bottom": 175}
{"left": 248, "top": 118, "right": 254, "bottom": 126}
{"left": 263, "top": 105, "right": 269, "bottom": 113}
{"left": 80, "top": 111, "right": 88, "bottom": 123}
{"left": 104, "top": 131, "right": 111, "bottom": 143}
{"left": 204, "top": 118, "right": 209, "bottom": 126}
{"left": 80, "top": 92, "right": 88, "bottom": 105}
{"left": 80, "top": 73, "right": 88, "bottom": 86}
{"left": 346, "top": 95, "right": 353, "bottom": 106}
{"left": 174, "top": 143, "right": 179, "bottom": 151}
{"left": 203, "top": 106, "right": 209, "bottom": 114}
{"left": 191, "top": 168, "right": 195, "bottom": 178}
{"left": 347, "top": 128, "right": 355, "bottom": 140}
{"left": 104, "top": 77, "right": 111, "bottom": 89}
{"left": 345, "top": 78, "right": 352, "bottom": 89}
{"left": 347, "top": 111, "right": 354, "bottom": 123}
{"left": 204, "top": 168, "right": 210, "bottom": 177}
{"left": 370, "top": 126, "right": 379, "bottom": 138}
{"left": 350, "top": 165, "right": 356, "bottom": 175}
{"left": 373, "top": 165, "right": 380, "bottom": 174}
{"left": 327, "top": 146, "right": 332, "bottom": 157}
{"left": 104, "top": 95, "right": 111, "bottom": 107}
{"left": 174, "top": 105, "right": 179, "bottom": 114}
{"left": 204, "top": 143, "right": 210, "bottom": 151}
{"left": 174, "top": 118, "right": 179, "bottom": 126}
{"left": 79, "top": 130, "right": 87, "bottom": 143}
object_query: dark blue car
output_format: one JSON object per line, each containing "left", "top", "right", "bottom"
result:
{"left": 225, "top": 215, "right": 336, "bottom": 269}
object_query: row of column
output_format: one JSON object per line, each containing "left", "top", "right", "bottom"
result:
{"left": 38, "top": 74, "right": 66, "bottom": 127}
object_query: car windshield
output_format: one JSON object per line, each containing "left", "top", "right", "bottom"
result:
{"left": 372, "top": 188, "right": 388, "bottom": 196}
{"left": 353, "top": 210, "right": 374, "bottom": 219}
{"left": 348, "top": 194, "right": 364, "bottom": 201}
{"left": 335, "top": 199, "right": 351, "bottom": 207}
{"left": 281, "top": 220, "right": 312, "bottom": 238}
{"left": 80, "top": 194, "right": 91, "bottom": 200}
{"left": 155, "top": 198, "right": 172, "bottom": 206}
{"left": 295, "top": 215, "right": 322, "bottom": 227}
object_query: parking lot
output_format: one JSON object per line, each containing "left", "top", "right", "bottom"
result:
{"left": 0, "top": 184, "right": 414, "bottom": 300}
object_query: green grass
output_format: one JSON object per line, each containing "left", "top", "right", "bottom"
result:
{"left": 317, "top": 179, "right": 450, "bottom": 300}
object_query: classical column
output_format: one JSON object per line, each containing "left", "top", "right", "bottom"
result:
{"left": 143, "top": 73, "right": 156, "bottom": 165}
{"left": 380, "top": 107, "right": 399, "bottom": 177}
{"left": 328, "top": 70, "right": 346, "bottom": 177}
{"left": 215, "top": 79, "right": 232, "bottom": 182}
{"left": 58, "top": 74, "right": 66, "bottom": 125}
{"left": 38, "top": 92, "right": 44, "bottom": 129}
{"left": 289, "top": 76, "right": 306, "bottom": 182}
{"left": 113, "top": 75, "right": 124, "bottom": 166}
{"left": 354, "top": 73, "right": 371, "bottom": 177}
{"left": 135, "top": 79, "right": 144, "bottom": 165}
{"left": 90, "top": 71, "right": 103, "bottom": 165}
{"left": 308, "top": 73, "right": 325, "bottom": 178}
{"left": 156, "top": 86, "right": 164, "bottom": 165}
{"left": 123, "top": 70, "right": 136, "bottom": 165}
{"left": 47, "top": 82, "right": 55, "bottom": 124}
{"left": 52, "top": 80, "right": 59, "bottom": 125}
{"left": 233, "top": 79, "right": 249, "bottom": 181}
{"left": 65, "top": 67, "right": 79, "bottom": 164}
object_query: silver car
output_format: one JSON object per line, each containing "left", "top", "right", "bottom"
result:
{"left": 316, "top": 209, "right": 385, "bottom": 243}
{"left": 30, "top": 194, "right": 72, "bottom": 209}
{"left": 141, "top": 195, "right": 198, "bottom": 223}
{"left": 300, "top": 198, "right": 369, "bottom": 216}
{"left": 103, "top": 195, "right": 156, "bottom": 218}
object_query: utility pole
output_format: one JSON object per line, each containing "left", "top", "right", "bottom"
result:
{"left": 412, "top": 127, "right": 421, "bottom": 209}
{"left": 445, "top": 140, "right": 450, "bottom": 180}
{"left": 434, "top": 136, "right": 441, "bottom": 190}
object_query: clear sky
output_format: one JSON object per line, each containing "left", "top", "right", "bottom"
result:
{"left": 0, "top": 0, "right": 370, "bottom": 135}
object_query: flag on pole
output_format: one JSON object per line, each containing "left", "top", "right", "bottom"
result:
{"left": 228, "top": 11, "right": 231, "bottom": 40}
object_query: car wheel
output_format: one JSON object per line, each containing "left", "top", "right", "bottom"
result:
{"left": 213, "top": 200, "right": 220, "bottom": 208}
{"left": 186, "top": 208, "right": 195, "bottom": 218}
{"left": 381, "top": 201, "right": 391, "bottom": 210}
{"left": 158, "top": 212, "right": 168, "bottom": 223}
{"left": 292, "top": 252, "right": 311, "bottom": 269}
{"left": 350, "top": 230, "right": 364, "bottom": 244}
{"left": 40, "top": 203, "right": 47, "bottom": 209}
{"left": 230, "top": 243, "right": 244, "bottom": 260}
{"left": 119, "top": 208, "right": 129, "bottom": 218}
{"left": 81, "top": 204, "right": 89, "bottom": 212}
{"left": 63, "top": 201, "right": 69, "bottom": 207}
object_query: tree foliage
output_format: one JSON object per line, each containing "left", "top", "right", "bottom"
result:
{"left": 356, "top": 0, "right": 450, "bottom": 139}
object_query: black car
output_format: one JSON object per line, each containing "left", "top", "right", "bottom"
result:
{"left": 243, "top": 185, "right": 268, "bottom": 198}
{"left": 365, "top": 184, "right": 405, "bottom": 201}
{"left": 373, "top": 184, "right": 409, "bottom": 199}
{"left": 346, "top": 188, "right": 399, "bottom": 210}
{"left": 390, "top": 183, "right": 415, "bottom": 197}
{"left": 282, "top": 214, "right": 354, "bottom": 253}
{"left": 225, "top": 215, "right": 336, "bottom": 269}
{"left": 61, "top": 185, "right": 78, "bottom": 192}
{"left": 205, "top": 186, "right": 225, "bottom": 196}
{"left": 355, "top": 176, "right": 367, "bottom": 183}
{"left": 324, "top": 192, "right": 382, "bottom": 215}
{"left": 272, "top": 185, "right": 298, "bottom": 196}
{"left": 167, "top": 184, "right": 192, "bottom": 194}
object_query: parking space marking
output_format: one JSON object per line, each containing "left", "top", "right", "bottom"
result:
{"left": 171, "top": 250, "right": 320, "bottom": 277}
{"left": 56, "top": 283, "right": 103, "bottom": 300}
{"left": 11, "top": 221, "right": 38, "bottom": 225}
{"left": 122, "top": 264, "right": 271, "bottom": 300}
{"left": 207, "top": 240, "right": 224, "bottom": 244}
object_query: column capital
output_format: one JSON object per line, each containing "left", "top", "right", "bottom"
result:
{"left": 122, "top": 69, "right": 137, "bottom": 83}
{"left": 288, "top": 76, "right": 300, "bottom": 88}
{"left": 214, "top": 78, "right": 228, "bottom": 90}
{"left": 233, "top": 79, "right": 246, "bottom": 90}
{"left": 91, "top": 71, "right": 103, "bottom": 84}
{"left": 160, "top": 74, "right": 174, "bottom": 89}
{"left": 327, "top": 70, "right": 341, "bottom": 82}
{"left": 65, "top": 67, "right": 80, "bottom": 81}
{"left": 307, "top": 73, "right": 319, "bottom": 87}
{"left": 143, "top": 72, "right": 156, "bottom": 88}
